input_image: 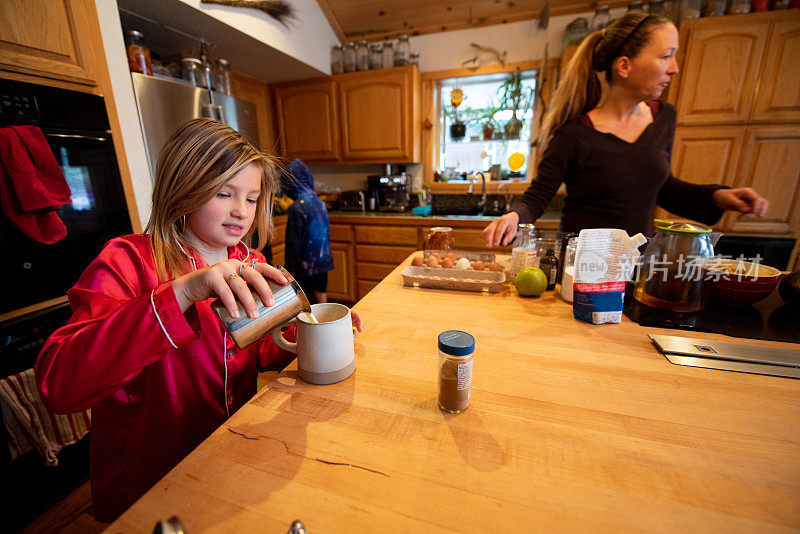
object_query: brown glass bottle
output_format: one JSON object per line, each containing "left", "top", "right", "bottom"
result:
{"left": 539, "top": 248, "right": 559, "bottom": 290}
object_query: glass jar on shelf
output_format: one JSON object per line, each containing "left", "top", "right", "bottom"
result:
{"left": 680, "top": 0, "right": 702, "bottom": 18}
{"left": 728, "top": 0, "right": 751, "bottom": 12}
{"left": 343, "top": 42, "right": 356, "bottom": 72}
{"left": 409, "top": 53, "right": 419, "bottom": 66}
{"left": 356, "top": 40, "right": 369, "bottom": 71}
{"left": 627, "top": 0, "right": 646, "bottom": 12}
{"left": 591, "top": 5, "right": 611, "bottom": 31}
{"left": 702, "top": 0, "right": 727, "bottom": 15}
{"left": 394, "top": 34, "right": 410, "bottom": 66}
{"left": 331, "top": 44, "right": 344, "bottom": 74}
{"left": 181, "top": 57, "right": 202, "bottom": 86}
{"left": 369, "top": 43, "right": 383, "bottom": 69}
{"left": 125, "top": 30, "right": 152, "bottom": 75}
{"left": 648, "top": 0, "right": 668, "bottom": 15}
{"left": 382, "top": 42, "right": 394, "bottom": 68}
{"left": 214, "top": 58, "right": 232, "bottom": 95}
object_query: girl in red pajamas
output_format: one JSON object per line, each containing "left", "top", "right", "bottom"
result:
{"left": 35, "top": 118, "right": 363, "bottom": 522}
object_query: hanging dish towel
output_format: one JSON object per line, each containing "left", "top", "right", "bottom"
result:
{"left": 0, "top": 125, "right": 72, "bottom": 244}
{"left": 0, "top": 368, "right": 90, "bottom": 466}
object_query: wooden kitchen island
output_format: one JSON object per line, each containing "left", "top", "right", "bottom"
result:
{"left": 108, "top": 254, "right": 800, "bottom": 532}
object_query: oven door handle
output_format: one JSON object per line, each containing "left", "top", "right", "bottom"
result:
{"left": 44, "top": 132, "right": 108, "bottom": 142}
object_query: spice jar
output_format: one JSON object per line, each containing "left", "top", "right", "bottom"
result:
{"left": 356, "top": 40, "right": 369, "bottom": 71}
{"left": 331, "top": 44, "right": 344, "bottom": 74}
{"left": 343, "top": 43, "right": 356, "bottom": 73}
{"left": 369, "top": 43, "right": 383, "bottom": 69}
{"left": 437, "top": 330, "right": 475, "bottom": 414}
{"left": 394, "top": 34, "right": 410, "bottom": 66}
{"left": 423, "top": 226, "right": 454, "bottom": 250}
{"left": 214, "top": 58, "right": 232, "bottom": 95}
{"left": 181, "top": 57, "right": 202, "bottom": 86}
{"left": 382, "top": 42, "right": 394, "bottom": 69}
{"left": 125, "top": 30, "right": 152, "bottom": 75}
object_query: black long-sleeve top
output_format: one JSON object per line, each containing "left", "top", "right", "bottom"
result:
{"left": 513, "top": 102, "right": 726, "bottom": 237}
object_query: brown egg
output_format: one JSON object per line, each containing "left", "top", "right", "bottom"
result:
{"left": 441, "top": 257, "right": 455, "bottom": 268}
{"left": 411, "top": 255, "right": 424, "bottom": 266}
{"left": 444, "top": 252, "right": 456, "bottom": 261}
{"left": 425, "top": 256, "right": 440, "bottom": 268}
{"left": 472, "top": 261, "right": 486, "bottom": 271}
{"left": 431, "top": 252, "right": 442, "bottom": 261}
{"left": 488, "top": 261, "right": 503, "bottom": 272}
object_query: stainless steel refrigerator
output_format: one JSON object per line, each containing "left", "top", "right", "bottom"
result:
{"left": 131, "top": 72, "right": 260, "bottom": 179}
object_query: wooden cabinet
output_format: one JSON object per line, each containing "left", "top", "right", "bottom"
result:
{"left": 724, "top": 125, "right": 800, "bottom": 235}
{"left": 271, "top": 66, "right": 421, "bottom": 164}
{"left": 328, "top": 242, "right": 355, "bottom": 301}
{"left": 232, "top": 73, "right": 276, "bottom": 154}
{"left": 0, "top": 0, "right": 98, "bottom": 85}
{"left": 752, "top": 18, "right": 800, "bottom": 123}
{"left": 666, "top": 11, "right": 800, "bottom": 243}
{"left": 338, "top": 67, "right": 420, "bottom": 162}
{"left": 273, "top": 79, "right": 339, "bottom": 162}
{"left": 674, "top": 17, "right": 768, "bottom": 125}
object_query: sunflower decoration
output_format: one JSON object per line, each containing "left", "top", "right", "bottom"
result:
{"left": 449, "top": 87, "right": 464, "bottom": 124}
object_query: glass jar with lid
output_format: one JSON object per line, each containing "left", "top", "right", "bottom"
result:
{"left": 382, "top": 42, "right": 394, "bottom": 68}
{"left": 728, "top": 0, "right": 750, "bottom": 12}
{"left": 409, "top": 53, "right": 419, "bottom": 66}
{"left": 394, "top": 34, "right": 410, "bottom": 66}
{"left": 343, "top": 42, "right": 356, "bottom": 72}
{"left": 702, "top": 0, "right": 727, "bottom": 15}
{"left": 679, "top": 0, "right": 702, "bottom": 19}
{"left": 355, "top": 40, "right": 369, "bottom": 71}
{"left": 369, "top": 43, "right": 383, "bottom": 69}
{"left": 125, "top": 30, "right": 152, "bottom": 75}
{"left": 437, "top": 330, "right": 474, "bottom": 414}
{"left": 591, "top": 5, "right": 611, "bottom": 31}
{"left": 181, "top": 57, "right": 202, "bottom": 86}
{"left": 648, "top": 0, "right": 668, "bottom": 16}
{"left": 214, "top": 58, "right": 232, "bottom": 95}
{"left": 627, "top": 0, "right": 646, "bottom": 12}
{"left": 331, "top": 44, "right": 344, "bottom": 74}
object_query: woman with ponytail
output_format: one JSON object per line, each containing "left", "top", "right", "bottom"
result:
{"left": 483, "top": 13, "right": 768, "bottom": 247}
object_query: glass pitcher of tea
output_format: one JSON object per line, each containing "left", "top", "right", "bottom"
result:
{"left": 633, "top": 221, "right": 721, "bottom": 312}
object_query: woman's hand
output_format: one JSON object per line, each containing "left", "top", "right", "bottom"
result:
{"left": 712, "top": 188, "right": 769, "bottom": 221}
{"left": 482, "top": 211, "right": 520, "bottom": 248}
{"left": 172, "top": 259, "right": 288, "bottom": 319}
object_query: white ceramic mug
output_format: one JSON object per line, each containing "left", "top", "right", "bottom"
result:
{"left": 272, "top": 302, "right": 356, "bottom": 385}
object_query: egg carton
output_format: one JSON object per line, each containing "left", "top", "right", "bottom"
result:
{"left": 423, "top": 250, "right": 496, "bottom": 262}
{"left": 401, "top": 265, "right": 506, "bottom": 293}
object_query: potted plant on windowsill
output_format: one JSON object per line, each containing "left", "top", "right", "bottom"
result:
{"left": 498, "top": 69, "right": 532, "bottom": 141}
{"left": 448, "top": 87, "right": 466, "bottom": 141}
{"left": 481, "top": 102, "right": 500, "bottom": 141}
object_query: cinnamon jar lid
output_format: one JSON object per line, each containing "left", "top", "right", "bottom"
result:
{"left": 438, "top": 330, "right": 475, "bottom": 356}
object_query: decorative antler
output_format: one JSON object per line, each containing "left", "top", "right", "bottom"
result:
{"left": 462, "top": 43, "right": 507, "bottom": 70}
{"left": 200, "top": 0, "right": 295, "bottom": 26}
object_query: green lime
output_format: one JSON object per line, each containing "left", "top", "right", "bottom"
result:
{"left": 515, "top": 267, "right": 547, "bottom": 297}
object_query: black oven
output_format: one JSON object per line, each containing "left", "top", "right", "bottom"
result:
{"left": 0, "top": 77, "right": 133, "bottom": 530}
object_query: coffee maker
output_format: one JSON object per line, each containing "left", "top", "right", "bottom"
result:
{"left": 368, "top": 164, "right": 411, "bottom": 212}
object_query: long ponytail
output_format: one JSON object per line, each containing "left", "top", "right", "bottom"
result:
{"left": 536, "top": 13, "right": 673, "bottom": 152}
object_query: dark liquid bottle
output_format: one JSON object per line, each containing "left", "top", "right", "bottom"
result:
{"left": 539, "top": 248, "right": 559, "bottom": 290}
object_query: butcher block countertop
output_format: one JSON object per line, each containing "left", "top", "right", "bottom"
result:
{"left": 108, "top": 254, "right": 800, "bottom": 532}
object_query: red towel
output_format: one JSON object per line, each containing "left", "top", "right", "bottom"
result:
{"left": 0, "top": 125, "right": 72, "bottom": 244}
{"left": 0, "top": 369, "right": 90, "bottom": 466}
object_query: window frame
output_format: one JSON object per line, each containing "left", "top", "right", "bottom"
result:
{"left": 421, "top": 59, "right": 560, "bottom": 195}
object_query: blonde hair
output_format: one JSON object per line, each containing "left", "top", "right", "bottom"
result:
{"left": 145, "top": 118, "right": 279, "bottom": 282}
{"left": 538, "top": 13, "right": 674, "bottom": 151}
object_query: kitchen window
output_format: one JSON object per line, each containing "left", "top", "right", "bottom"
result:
{"left": 436, "top": 69, "right": 537, "bottom": 181}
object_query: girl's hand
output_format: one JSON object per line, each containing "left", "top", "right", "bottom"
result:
{"left": 482, "top": 211, "right": 520, "bottom": 247}
{"left": 350, "top": 309, "right": 365, "bottom": 340}
{"left": 712, "top": 188, "right": 769, "bottom": 221}
{"left": 172, "top": 259, "right": 288, "bottom": 319}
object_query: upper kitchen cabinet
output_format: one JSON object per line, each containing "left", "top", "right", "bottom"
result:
{"left": 273, "top": 79, "right": 340, "bottom": 162}
{"left": 272, "top": 66, "right": 421, "bottom": 164}
{"left": 0, "top": 0, "right": 98, "bottom": 85}
{"left": 674, "top": 15, "right": 768, "bottom": 125}
{"left": 338, "top": 67, "right": 420, "bottom": 162}
{"left": 751, "top": 16, "right": 800, "bottom": 123}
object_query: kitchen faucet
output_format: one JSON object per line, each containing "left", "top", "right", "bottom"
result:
{"left": 497, "top": 182, "right": 512, "bottom": 212}
{"left": 467, "top": 172, "right": 487, "bottom": 213}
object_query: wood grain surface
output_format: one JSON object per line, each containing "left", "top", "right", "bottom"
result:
{"left": 108, "top": 254, "right": 800, "bottom": 533}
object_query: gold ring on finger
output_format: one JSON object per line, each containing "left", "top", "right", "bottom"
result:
{"left": 228, "top": 273, "right": 238, "bottom": 283}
